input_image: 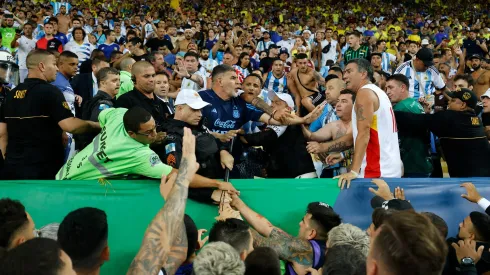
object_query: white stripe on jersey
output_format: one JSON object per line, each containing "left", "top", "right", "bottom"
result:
{"left": 394, "top": 60, "right": 446, "bottom": 99}
{"left": 263, "top": 71, "right": 288, "bottom": 94}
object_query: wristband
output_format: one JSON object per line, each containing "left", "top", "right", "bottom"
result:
{"left": 350, "top": 170, "right": 359, "bottom": 178}
{"left": 340, "top": 152, "right": 345, "bottom": 159}
{"left": 185, "top": 74, "right": 191, "bottom": 79}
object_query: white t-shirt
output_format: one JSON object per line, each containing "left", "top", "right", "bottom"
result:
{"left": 181, "top": 70, "right": 206, "bottom": 91}
{"left": 320, "top": 39, "right": 338, "bottom": 67}
{"left": 199, "top": 58, "right": 218, "bottom": 75}
{"left": 16, "top": 36, "right": 37, "bottom": 70}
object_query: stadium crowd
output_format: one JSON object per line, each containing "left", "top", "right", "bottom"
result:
{"left": 1, "top": 0, "right": 490, "bottom": 274}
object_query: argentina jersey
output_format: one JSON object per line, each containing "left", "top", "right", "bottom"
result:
{"left": 64, "top": 41, "right": 94, "bottom": 71}
{"left": 233, "top": 65, "right": 251, "bottom": 78}
{"left": 199, "top": 89, "right": 264, "bottom": 134}
{"left": 381, "top": 52, "right": 395, "bottom": 74}
{"left": 395, "top": 60, "right": 446, "bottom": 99}
{"left": 263, "top": 71, "right": 288, "bottom": 94}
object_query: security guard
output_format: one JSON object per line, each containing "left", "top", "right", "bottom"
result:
{"left": 0, "top": 50, "right": 100, "bottom": 179}
{"left": 395, "top": 88, "right": 490, "bottom": 177}
{"left": 79, "top": 67, "right": 120, "bottom": 149}
{"left": 161, "top": 89, "right": 234, "bottom": 203}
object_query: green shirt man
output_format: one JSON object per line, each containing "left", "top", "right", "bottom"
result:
{"left": 117, "top": 70, "right": 134, "bottom": 99}
{"left": 394, "top": 97, "right": 432, "bottom": 176}
{"left": 56, "top": 107, "right": 172, "bottom": 180}
{"left": 344, "top": 44, "right": 370, "bottom": 63}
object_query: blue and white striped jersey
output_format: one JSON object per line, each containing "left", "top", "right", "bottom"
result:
{"left": 394, "top": 60, "right": 446, "bottom": 99}
{"left": 263, "top": 71, "right": 288, "bottom": 94}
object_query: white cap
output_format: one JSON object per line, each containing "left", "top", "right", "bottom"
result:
{"left": 267, "top": 90, "right": 295, "bottom": 109}
{"left": 175, "top": 89, "right": 210, "bottom": 109}
{"left": 303, "top": 29, "right": 312, "bottom": 34}
{"left": 421, "top": 39, "right": 429, "bottom": 45}
{"left": 481, "top": 88, "right": 490, "bottom": 100}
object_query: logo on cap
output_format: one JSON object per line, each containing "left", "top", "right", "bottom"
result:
{"left": 463, "top": 92, "right": 471, "bottom": 100}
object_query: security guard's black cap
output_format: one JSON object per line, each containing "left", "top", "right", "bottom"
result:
{"left": 306, "top": 202, "right": 341, "bottom": 233}
{"left": 447, "top": 88, "right": 478, "bottom": 110}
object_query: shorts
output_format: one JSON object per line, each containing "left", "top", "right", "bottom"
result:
{"left": 300, "top": 92, "right": 326, "bottom": 115}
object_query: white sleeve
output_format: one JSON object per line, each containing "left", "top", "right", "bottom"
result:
{"left": 266, "top": 125, "right": 287, "bottom": 137}
{"left": 433, "top": 71, "right": 446, "bottom": 89}
{"left": 389, "top": 53, "right": 396, "bottom": 62}
{"left": 478, "top": 198, "right": 490, "bottom": 212}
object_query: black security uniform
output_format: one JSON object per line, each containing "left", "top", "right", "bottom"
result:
{"left": 115, "top": 88, "right": 170, "bottom": 132}
{"left": 242, "top": 125, "right": 316, "bottom": 178}
{"left": 77, "top": 90, "right": 115, "bottom": 150}
{"left": 0, "top": 78, "right": 73, "bottom": 179}
{"left": 0, "top": 84, "right": 11, "bottom": 168}
{"left": 161, "top": 118, "right": 225, "bottom": 203}
{"left": 395, "top": 110, "right": 490, "bottom": 177}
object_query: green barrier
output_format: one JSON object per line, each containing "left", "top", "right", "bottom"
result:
{"left": 1, "top": 179, "right": 339, "bottom": 274}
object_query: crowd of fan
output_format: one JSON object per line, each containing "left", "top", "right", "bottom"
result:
{"left": 1, "top": 0, "right": 490, "bottom": 274}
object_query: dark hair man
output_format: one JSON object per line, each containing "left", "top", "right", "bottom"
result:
{"left": 366, "top": 211, "right": 447, "bottom": 275}
{"left": 231, "top": 196, "right": 341, "bottom": 275}
{"left": 209, "top": 218, "right": 254, "bottom": 260}
{"left": 395, "top": 88, "right": 490, "bottom": 177}
{"left": 244, "top": 247, "right": 281, "bottom": 275}
{"left": 0, "top": 198, "right": 36, "bottom": 250}
{"left": 0, "top": 50, "right": 100, "bottom": 179}
{"left": 58, "top": 207, "right": 109, "bottom": 274}
{"left": 0, "top": 238, "right": 77, "bottom": 275}
{"left": 319, "top": 244, "right": 366, "bottom": 275}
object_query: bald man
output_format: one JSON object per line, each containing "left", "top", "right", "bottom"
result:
{"left": 0, "top": 49, "right": 100, "bottom": 179}
{"left": 309, "top": 76, "right": 346, "bottom": 132}
{"left": 115, "top": 61, "right": 170, "bottom": 131}
{"left": 117, "top": 57, "right": 136, "bottom": 98}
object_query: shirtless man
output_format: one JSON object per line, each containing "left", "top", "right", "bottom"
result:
{"left": 56, "top": 5, "right": 71, "bottom": 34}
{"left": 288, "top": 53, "right": 325, "bottom": 115}
{"left": 469, "top": 55, "right": 490, "bottom": 98}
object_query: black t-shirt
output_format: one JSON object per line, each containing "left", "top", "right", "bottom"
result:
{"left": 0, "top": 78, "right": 73, "bottom": 179}
{"left": 259, "top": 57, "right": 274, "bottom": 73}
{"left": 115, "top": 89, "right": 169, "bottom": 131}
{"left": 132, "top": 54, "right": 148, "bottom": 62}
{"left": 145, "top": 38, "right": 174, "bottom": 52}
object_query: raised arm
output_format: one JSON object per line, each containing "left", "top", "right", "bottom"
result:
{"left": 127, "top": 128, "right": 198, "bottom": 275}
{"left": 230, "top": 194, "right": 275, "bottom": 237}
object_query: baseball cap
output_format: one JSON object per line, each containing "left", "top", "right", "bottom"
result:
{"left": 267, "top": 90, "right": 295, "bottom": 109}
{"left": 371, "top": 197, "right": 414, "bottom": 211}
{"left": 421, "top": 38, "right": 429, "bottom": 45}
{"left": 269, "top": 44, "right": 281, "bottom": 49}
{"left": 175, "top": 89, "right": 210, "bottom": 109}
{"left": 481, "top": 88, "right": 490, "bottom": 100}
{"left": 279, "top": 48, "right": 289, "bottom": 56}
{"left": 416, "top": 48, "right": 434, "bottom": 66}
{"left": 177, "top": 28, "right": 184, "bottom": 33}
{"left": 306, "top": 202, "right": 341, "bottom": 233}
{"left": 263, "top": 30, "right": 270, "bottom": 34}
{"left": 447, "top": 88, "right": 478, "bottom": 110}
{"left": 469, "top": 54, "right": 482, "bottom": 60}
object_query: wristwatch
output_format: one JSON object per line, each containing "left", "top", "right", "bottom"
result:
{"left": 461, "top": 257, "right": 475, "bottom": 267}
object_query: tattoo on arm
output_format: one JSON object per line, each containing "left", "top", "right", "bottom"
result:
{"left": 356, "top": 104, "right": 367, "bottom": 121}
{"left": 127, "top": 160, "right": 191, "bottom": 275}
{"left": 252, "top": 228, "right": 313, "bottom": 266}
{"left": 313, "top": 71, "right": 325, "bottom": 85}
{"left": 485, "top": 126, "right": 490, "bottom": 140}
{"left": 326, "top": 141, "right": 351, "bottom": 153}
{"left": 252, "top": 97, "right": 274, "bottom": 115}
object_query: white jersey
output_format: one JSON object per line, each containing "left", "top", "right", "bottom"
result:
{"left": 352, "top": 84, "right": 402, "bottom": 178}
{"left": 394, "top": 60, "right": 445, "bottom": 99}
{"left": 16, "top": 36, "right": 37, "bottom": 70}
{"left": 181, "top": 70, "right": 206, "bottom": 91}
{"left": 199, "top": 58, "right": 218, "bottom": 75}
{"left": 64, "top": 41, "right": 95, "bottom": 70}
{"left": 320, "top": 39, "right": 338, "bottom": 67}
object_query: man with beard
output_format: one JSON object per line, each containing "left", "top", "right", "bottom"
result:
{"left": 444, "top": 211, "right": 490, "bottom": 275}
{"left": 199, "top": 48, "right": 218, "bottom": 75}
{"left": 262, "top": 59, "right": 288, "bottom": 94}
{"left": 288, "top": 53, "right": 326, "bottom": 114}
{"left": 175, "top": 52, "right": 205, "bottom": 91}
{"left": 468, "top": 55, "right": 490, "bottom": 98}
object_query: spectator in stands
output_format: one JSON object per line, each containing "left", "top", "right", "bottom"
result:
{"left": 0, "top": 50, "right": 100, "bottom": 179}
{"left": 0, "top": 238, "right": 77, "bottom": 275}
{"left": 147, "top": 51, "right": 167, "bottom": 74}
{"left": 78, "top": 49, "right": 106, "bottom": 74}
{"left": 176, "top": 51, "right": 206, "bottom": 91}
{"left": 366, "top": 211, "right": 447, "bottom": 275}
{"left": 0, "top": 198, "right": 35, "bottom": 250}
{"left": 35, "top": 22, "right": 63, "bottom": 53}
{"left": 385, "top": 74, "right": 432, "bottom": 177}
{"left": 57, "top": 207, "right": 109, "bottom": 275}
{"left": 395, "top": 88, "right": 490, "bottom": 177}
{"left": 209, "top": 218, "right": 254, "bottom": 260}
{"left": 173, "top": 214, "right": 202, "bottom": 274}
{"left": 98, "top": 30, "right": 120, "bottom": 60}
{"left": 231, "top": 196, "right": 341, "bottom": 275}
{"left": 421, "top": 212, "right": 448, "bottom": 239}
{"left": 193, "top": 241, "right": 245, "bottom": 275}
{"left": 326, "top": 223, "right": 370, "bottom": 256}
{"left": 244, "top": 247, "right": 281, "bottom": 275}
{"left": 117, "top": 57, "right": 136, "bottom": 99}
{"left": 71, "top": 57, "right": 110, "bottom": 113}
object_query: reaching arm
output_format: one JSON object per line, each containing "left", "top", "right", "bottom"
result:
{"left": 58, "top": 117, "right": 101, "bottom": 135}
{"left": 127, "top": 128, "right": 198, "bottom": 275}
{"left": 250, "top": 228, "right": 313, "bottom": 266}
{"left": 309, "top": 123, "right": 335, "bottom": 142}
{"left": 231, "top": 194, "right": 275, "bottom": 236}
{"left": 0, "top": 122, "right": 7, "bottom": 159}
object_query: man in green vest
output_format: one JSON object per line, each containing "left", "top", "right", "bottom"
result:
{"left": 117, "top": 57, "right": 135, "bottom": 98}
